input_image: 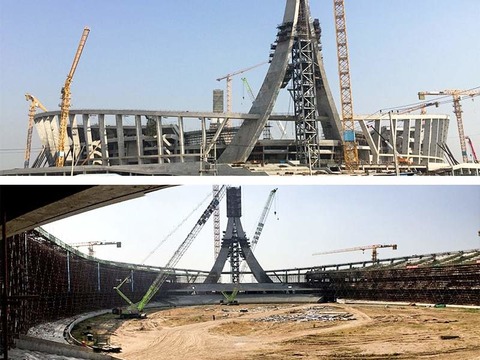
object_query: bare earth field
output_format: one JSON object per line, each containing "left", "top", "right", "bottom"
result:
{"left": 87, "top": 303, "right": 480, "bottom": 360}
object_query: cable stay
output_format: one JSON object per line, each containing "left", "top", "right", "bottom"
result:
{"left": 140, "top": 190, "right": 213, "bottom": 265}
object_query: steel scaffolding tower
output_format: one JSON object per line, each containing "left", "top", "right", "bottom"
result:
{"left": 290, "top": 1, "right": 321, "bottom": 168}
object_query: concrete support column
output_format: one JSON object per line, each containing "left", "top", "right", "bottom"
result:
{"left": 201, "top": 117, "right": 207, "bottom": 160}
{"left": 421, "top": 119, "right": 432, "bottom": 164}
{"left": 70, "top": 114, "right": 81, "bottom": 163}
{"left": 83, "top": 114, "right": 93, "bottom": 164}
{"left": 429, "top": 119, "right": 439, "bottom": 161}
{"left": 116, "top": 114, "right": 125, "bottom": 165}
{"left": 178, "top": 116, "right": 185, "bottom": 163}
{"left": 402, "top": 119, "right": 410, "bottom": 157}
{"left": 135, "top": 115, "right": 144, "bottom": 165}
{"left": 413, "top": 119, "right": 422, "bottom": 164}
{"left": 98, "top": 114, "right": 108, "bottom": 166}
{"left": 156, "top": 116, "right": 164, "bottom": 164}
{"left": 438, "top": 117, "right": 449, "bottom": 158}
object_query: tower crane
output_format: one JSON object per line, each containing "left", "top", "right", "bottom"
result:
{"left": 114, "top": 185, "right": 227, "bottom": 318}
{"left": 71, "top": 241, "right": 122, "bottom": 257}
{"left": 216, "top": 61, "right": 269, "bottom": 118}
{"left": 313, "top": 244, "right": 398, "bottom": 262}
{"left": 418, "top": 88, "right": 480, "bottom": 164}
{"left": 333, "top": 0, "right": 359, "bottom": 171}
{"left": 466, "top": 136, "right": 479, "bottom": 163}
{"left": 24, "top": 94, "right": 48, "bottom": 168}
{"left": 56, "top": 26, "right": 90, "bottom": 167}
{"left": 240, "top": 188, "right": 278, "bottom": 281}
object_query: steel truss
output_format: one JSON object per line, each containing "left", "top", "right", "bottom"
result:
{"left": 290, "top": 1, "right": 321, "bottom": 168}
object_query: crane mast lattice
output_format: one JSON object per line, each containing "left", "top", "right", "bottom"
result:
{"left": 333, "top": 0, "right": 359, "bottom": 171}
{"left": 56, "top": 27, "right": 90, "bottom": 167}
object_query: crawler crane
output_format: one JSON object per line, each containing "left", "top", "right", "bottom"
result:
{"left": 24, "top": 94, "right": 48, "bottom": 168}
{"left": 56, "top": 27, "right": 90, "bottom": 167}
{"left": 113, "top": 186, "right": 227, "bottom": 318}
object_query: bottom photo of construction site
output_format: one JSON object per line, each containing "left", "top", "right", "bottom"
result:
{"left": 1, "top": 183, "right": 480, "bottom": 359}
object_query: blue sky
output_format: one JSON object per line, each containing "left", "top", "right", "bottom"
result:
{"left": 40, "top": 184, "right": 480, "bottom": 272}
{"left": 1, "top": 0, "right": 480, "bottom": 170}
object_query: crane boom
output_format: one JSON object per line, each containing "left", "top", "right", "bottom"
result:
{"left": 115, "top": 185, "right": 227, "bottom": 316}
{"left": 240, "top": 188, "right": 278, "bottom": 280}
{"left": 71, "top": 241, "right": 121, "bottom": 257}
{"left": 24, "top": 94, "right": 48, "bottom": 168}
{"left": 333, "top": 0, "right": 359, "bottom": 171}
{"left": 313, "top": 244, "right": 397, "bottom": 262}
{"left": 216, "top": 61, "right": 268, "bottom": 114}
{"left": 418, "top": 88, "right": 480, "bottom": 164}
{"left": 56, "top": 27, "right": 90, "bottom": 167}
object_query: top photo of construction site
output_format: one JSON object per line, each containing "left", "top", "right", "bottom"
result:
{"left": 1, "top": 0, "right": 479, "bottom": 177}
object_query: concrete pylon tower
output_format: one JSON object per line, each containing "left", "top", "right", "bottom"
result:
{"left": 204, "top": 187, "right": 272, "bottom": 284}
{"left": 218, "top": 0, "right": 342, "bottom": 166}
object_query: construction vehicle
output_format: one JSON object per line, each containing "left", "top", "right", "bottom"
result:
{"left": 24, "top": 94, "right": 48, "bottom": 168}
{"left": 113, "top": 186, "right": 227, "bottom": 319}
{"left": 333, "top": 0, "right": 359, "bottom": 171}
{"left": 220, "top": 288, "right": 239, "bottom": 305}
{"left": 216, "top": 61, "right": 269, "bottom": 116}
{"left": 56, "top": 27, "right": 90, "bottom": 167}
{"left": 418, "top": 88, "right": 480, "bottom": 164}
{"left": 313, "top": 244, "right": 398, "bottom": 262}
{"left": 466, "top": 136, "right": 479, "bottom": 163}
{"left": 240, "top": 188, "right": 278, "bottom": 281}
{"left": 71, "top": 241, "right": 121, "bottom": 257}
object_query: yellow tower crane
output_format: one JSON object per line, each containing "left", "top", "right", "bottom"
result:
{"left": 71, "top": 241, "right": 122, "bottom": 257}
{"left": 56, "top": 26, "right": 90, "bottom": 167}
{"left": 24, "top": 94, "right": 48, "bottom": 168}
{"left": 333, "top": 0, "right": 359, "bottom": 171}
{"left": 313, "top": 244, "right": 398, "bottom": 262}
{"left": 418, "top": 88, "right": 480, "bottom": 164}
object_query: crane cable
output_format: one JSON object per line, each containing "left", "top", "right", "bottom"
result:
{"left": 140, "top": 190, "right": 213, "bottom": 265}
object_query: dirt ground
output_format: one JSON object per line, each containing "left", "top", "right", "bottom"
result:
{"left": 78, "top": 303, "right": 480, "bottom": 360}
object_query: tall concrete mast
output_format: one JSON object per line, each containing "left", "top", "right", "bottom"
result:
{"left": 204, "top": 187, "right": 272, "bottom": 284}
{"left": 218, "top": 0, "right": 342, "bottom": 168}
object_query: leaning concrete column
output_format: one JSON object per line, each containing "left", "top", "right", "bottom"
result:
{"left": 156, "top": 116, "right": 164, "bottom": 164}
{"left": 178, "top": 116, "right": 185, "bottom": 163}
{"left": 116, "top": 114, "right": 125, "bottom": 165}
{"left": 135, "top": 115, "right": 144, "bottom": 165}
{"left": 98, "top": 114, "right": 108, "bottom": 166}
{"left": 413, "top": 119, "right": 422, "bottom": 164}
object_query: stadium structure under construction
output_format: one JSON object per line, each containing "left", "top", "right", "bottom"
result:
{"left": 1, "top": 226, "right": 479, "bottom": 349}
{"left": 4, "top": 0, "right": 479, "bottom": 176}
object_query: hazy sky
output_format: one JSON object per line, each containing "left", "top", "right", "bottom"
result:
{"left": 40, "top": 183, "right": 480, "bottom": 272}
{"left": 1, "top": 0, "right": 480, "bottom": 170}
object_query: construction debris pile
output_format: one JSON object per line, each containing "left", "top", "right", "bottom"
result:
{"left": 252, "top": 306, "right": 355, "bottom": 323}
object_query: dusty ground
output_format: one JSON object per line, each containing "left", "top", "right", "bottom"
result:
{"left": 80, "top": 303, "right": 480, "bottom": 360}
